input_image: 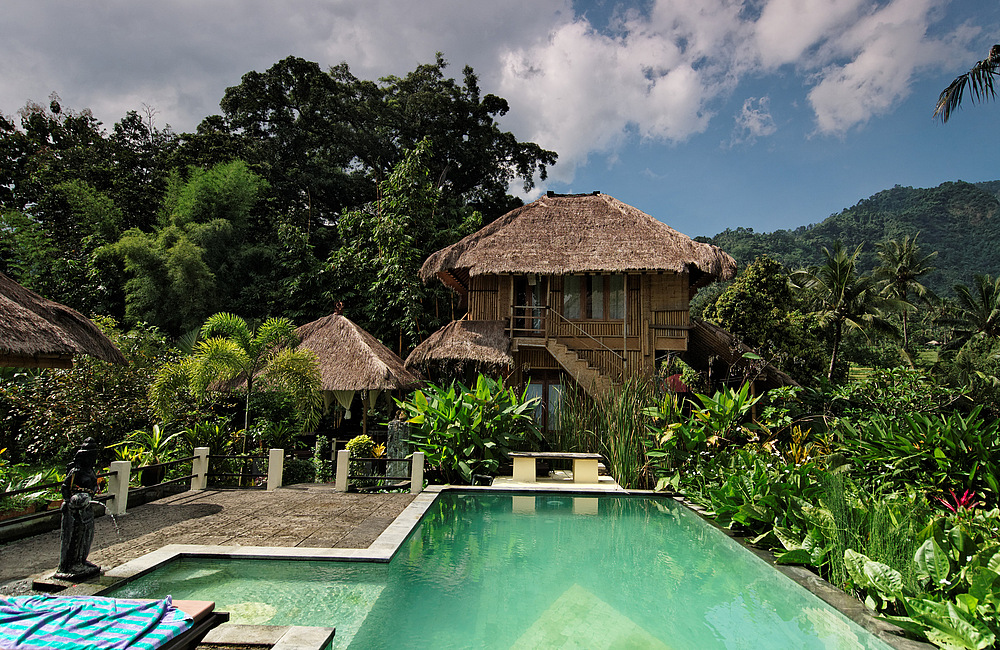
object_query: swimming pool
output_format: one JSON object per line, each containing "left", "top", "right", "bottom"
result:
{"left": 107, "top": 492, "right": 892, "bottom": 649}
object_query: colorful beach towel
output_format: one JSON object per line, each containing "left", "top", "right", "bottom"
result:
{"left": 0, "top": 594, "right": 192, "bottom": 650}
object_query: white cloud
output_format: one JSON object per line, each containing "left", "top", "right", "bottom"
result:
{"left": 498, "top": 0, "right": 972, "bottom": 168}
{"left": 754, "top": 0, "right": 866, "bottom": 68}
{"left": 731, "top": 96, "right": 777, "bottom": 145}
{"left": 0, "top": 0, "right": 979, "bottom": 183}
{"left": 806, "top": 0, "right": 959, "bottom": 134}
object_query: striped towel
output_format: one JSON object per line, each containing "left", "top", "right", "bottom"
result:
{"left": 0, "top": 594, "right": 193, "bottom": 650}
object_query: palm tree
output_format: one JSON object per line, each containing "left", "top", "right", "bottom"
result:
{"left": 792, "top": 243, "right": 899, "bottom": 380}
{"left": 935, "top": 44, "right": 1000, "bottom": 122}
{"left": 152, "top": 313, "right": 322, "bottom": 435}
{"left": 950, "top": 274, "right": 1000, "bottom": 345}
{"left": 873, "top": 233, "right": 937, "bottom": 350}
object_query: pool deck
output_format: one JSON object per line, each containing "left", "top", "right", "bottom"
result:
{"left": 0, "top": 486, "right": 418, "bottom": 591}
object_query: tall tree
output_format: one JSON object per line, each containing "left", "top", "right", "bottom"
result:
{"left": 935, "top": 44, "right": 1000, "bottom": 122}
{"left": 873, "top": 233, "right": 937, "bottom": 350}
{"left": 331, "top": 138, "right": 480, "bottom": 354}
{"left": 100, "top": 160, "right": 282, "bottom": 335}
{"left": 792, "top": 243, "right": 899, "bottom": 380}
{"left": 0, "top": 99, "right": 175, "bottom": 313}
{"left": 210, "top": 54, "right": 556, "bottom": 230}
{"left": 702, "top": 255, "right": 827, "bottom": 384}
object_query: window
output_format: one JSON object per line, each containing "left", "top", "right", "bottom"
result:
{"left": 563, "top": 274, "right": 625, "bottom": 320}
{"left": 609, "top": 275, "right": 625, "bottom": 319}
{"left": 563, "top": 276, "right": 582, "bottom": 319}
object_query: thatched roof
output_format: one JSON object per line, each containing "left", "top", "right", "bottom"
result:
{"left": 682, "top": 318, "right": 799, "bottom": 391}
{"left": 295, "top": 313, "right": 421, "bottom": 391}
{"left": 405, "top": 320, "right": 512, "bottom": 370}
{"left": 420, "top": 192, "right": 736, "bottom": 290}
{"left": 0, "top": 272, "right": 126, "bottom": 368}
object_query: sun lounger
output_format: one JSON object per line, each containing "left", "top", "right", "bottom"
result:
{"left": 0, "top": 594, "right": 228, "bottom": 650}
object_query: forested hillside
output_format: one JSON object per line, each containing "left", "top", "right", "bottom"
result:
{"left": 706, "top": 180, "right": 1000, "bottom": 294}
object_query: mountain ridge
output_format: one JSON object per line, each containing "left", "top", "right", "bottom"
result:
{"left": 704, "top": 180, "right": 1000, "bottom": 294}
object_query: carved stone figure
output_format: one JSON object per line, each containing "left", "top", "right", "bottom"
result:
{"left": 55, "top": 437, "right": 101, "bottom": 580}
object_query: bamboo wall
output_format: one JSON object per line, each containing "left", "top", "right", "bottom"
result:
{"left": 645, "top": 273, "right": 689, "bottom": 353}
{"left": 468, "top": 270, "right": 692, "bottom": 379}
{"left": 468, "top": 276, "right": 502, "bottom": 320}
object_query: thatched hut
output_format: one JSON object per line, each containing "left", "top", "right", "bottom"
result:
{"left": 420, "top": 191, "right": 736, "bottom": 293}
{"left": 296, "top": 313, "right": 421, "bottom": 434}
{"left": 416, "top": 191, "right": 736, "bottom": 424}
{"left": 0, "top": 272, "right": 126, "bottom": 368}
{"left": 405, "top": 319, "right": 513, "bottom": 378}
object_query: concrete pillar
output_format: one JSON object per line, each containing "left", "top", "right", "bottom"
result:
{"left": 107, "top": 460, "right": 131, "bottom": 516}
{"left": 410, "top": 452, "right": 424, "bottom": 495}
{"left": 267, "top": 448, "right": 284, "bottom": 491}
{"left": 191, "top": 447, "right": 209, "bottom": 491}
{"left": 335, "top": 449, "right": 350, "bottom": 492}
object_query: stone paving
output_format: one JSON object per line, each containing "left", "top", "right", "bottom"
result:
{"left": 0, "top": 486, "right": 415, "bottom": 591}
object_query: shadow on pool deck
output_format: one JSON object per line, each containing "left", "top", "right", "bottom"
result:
{"left": 0, "top": 486, "right": 415, "bottom": 592}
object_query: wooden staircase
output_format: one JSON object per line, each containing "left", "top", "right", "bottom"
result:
{"left": 543, "top": 339, "right": 617, "bottom": 400}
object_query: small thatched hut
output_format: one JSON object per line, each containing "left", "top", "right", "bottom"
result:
{"left": 405, "top": 319, "right": 512, "bottom": 377}
{"left": 0, "top": 272, "right": 126, "bottom": 368}
{"left": 296, "top": 313, "right": 421, "bottom": 434}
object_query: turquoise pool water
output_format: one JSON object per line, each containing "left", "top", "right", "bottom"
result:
{"left": 109, "top": 492, "right": 891, "bottom": 649}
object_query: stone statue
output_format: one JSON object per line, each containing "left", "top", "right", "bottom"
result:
{"left": 55, "top": 437, "right": 101, "bottom": 580}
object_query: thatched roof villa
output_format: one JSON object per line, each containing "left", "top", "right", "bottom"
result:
{"left": 412, "top": 191, "right": 793, "bottom": 428}
{"left": 296, "top": 312, "right": 421, "bottom": 433}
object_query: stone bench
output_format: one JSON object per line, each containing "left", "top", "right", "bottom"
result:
{"left": 508, "top": 452, "right": 603, "bottom": 484}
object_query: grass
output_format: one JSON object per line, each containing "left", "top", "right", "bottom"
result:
{"left": 820, "top": 471, "right": 927, "bottom": 593}
{"left": 552, "top": 376, "right": 654, "bottom": 489}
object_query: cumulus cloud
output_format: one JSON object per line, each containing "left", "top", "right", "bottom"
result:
{"left": 805, "top": 0, "right": 961, "bottom": 133}
{"left": 0, "top": 0, "right": 977, "bottom": 186}
{"left": 495, "top": 0, "right": 971, "bottom": 174}
{"left": 731, "top": 96, "right": 777, "bottom": 146}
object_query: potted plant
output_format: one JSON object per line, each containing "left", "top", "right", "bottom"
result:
{"left": 118, "top": 424, "right": 182, "bottom": 486}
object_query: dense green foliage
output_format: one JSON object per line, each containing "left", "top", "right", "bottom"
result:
{"left": 0, "top": 56, "right": 555, "bottom": 346}
{"left": 0, "top": 320, "right": 174, "bottom": 462}
{"left": 397, "top": 374, "right": 542, "bottom": 484}
{"left": 702, "top": 255, "right": 827, "bottom": 384}
{"left": 708, "top": 181, "right": 1000, "bottom": 296}
{"left": 150, "top": 312, "right": 322, "bottom": 436}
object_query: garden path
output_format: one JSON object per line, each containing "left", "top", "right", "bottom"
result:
{"left": 0, "top": 486, "right": 414, "bottom": 594}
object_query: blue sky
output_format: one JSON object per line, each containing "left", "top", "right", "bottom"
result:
{"left": 2, "top": 0, "right": 998, "bottom": 237}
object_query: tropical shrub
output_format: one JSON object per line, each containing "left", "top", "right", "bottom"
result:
{"left": 117, "top": 424, "right": 183, "bottom": 467}
{"left": 847, "top": 508, "right": 1000, "bottom": 649}
{"left": 839, "top": 406, "right": 1000, "bottom": 503}
{"left": 645, "top": 383, "right": 763, "bottom": 490}
{"left": 150, "top": 313, "right": 322, "bottom": 438}
{"left": 1, "top": 465, "right": 63, "bottom": 514}
{"left": 397, "top": 374, "right": 541, "bottom": 484}
{"left": 0, "top": 319, "right": 174, "bottom": 463}
{"left": 282, "top": 457, "right": 316, "bottom": 485}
